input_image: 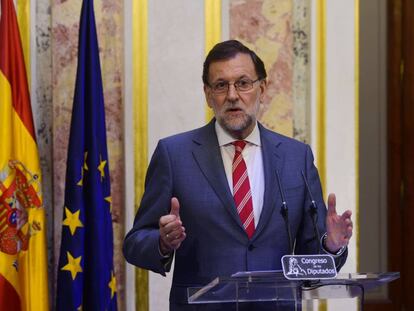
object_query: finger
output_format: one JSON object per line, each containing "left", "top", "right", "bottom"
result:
{"left": 160, "top": 228, "right": 181, "bottom": 243}
{"left": 340, "top": 210, "right": 352, "bottom": 221}
{"left": 344, "top": 218, "right": 353, "bottom": 226}
{"left": 170, "top": 232, "right": 186, "bottom": 244}
{"left": 170, "top": 197, "right": 180, "bottom": 218}
{"left": 327, "top": 193, "right": 337, "bottom": 216}
{"left": 168, "top": 226, "right": 185, "bottom": 238}
{"left": 159, "top": 214, "right": 178, "bottom": 227}
{"left": 167, "top": 230, "right": 186, "bottom": 248}
{"left": 170, "top": 232, "right": 187, "bottom": 249}
{"left": 347, "top": 226, "right": 353, "bottom": 237}
{"left": 179, "top": 231, "right": 186, "bottom": 241}
{"left": 163, "top": 232, "right": 177, "bottom": 246}
{"left": 337, "top": 225, "right": 353, "bottom": 244}
{"left": 163, "top": 223, "right": 185, "bottom": 239}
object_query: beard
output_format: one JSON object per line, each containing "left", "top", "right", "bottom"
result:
{"left": 215, "top": 104, "right": 256, "bottom": 138}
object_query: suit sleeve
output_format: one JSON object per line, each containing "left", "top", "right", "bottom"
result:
{"left": 123, "top": 140, "right": 174, "bottom": 275}
{"left": 295, "top": 145, "right": 348, "bottom": 270}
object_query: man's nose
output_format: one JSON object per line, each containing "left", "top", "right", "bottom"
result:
{"left": 226, "top": 83, "right": 239, "bottom": 101}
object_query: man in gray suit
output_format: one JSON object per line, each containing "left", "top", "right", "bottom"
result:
{"left": 123, "top": 40, "right": 353, "bottom": 310}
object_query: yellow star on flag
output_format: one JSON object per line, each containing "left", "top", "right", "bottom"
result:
{"left": 83, "top": 151, "right": 88, "bottom": 170}
{"left": 77, "top": 152, "right": 89, "bottom": 186}
{"left": 98, "top": 155, "right": 107, "bottom": 181}
{"left": 61, "top": 251, "right": 83, "bottom": 280}
{"left": 105, "top": 196, "right": 112, "bottom": 212}
{"left": 77, "top": 167, "right": 84, "bottom": 186}
{"left": 108, "top": 271, "right": 117, "bottom": 298}
{"left": 62, "top": 207, "right": 84, "bottom": 235}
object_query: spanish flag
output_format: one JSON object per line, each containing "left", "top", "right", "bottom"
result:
{"left": 0, "top": 0, "right": 49, "bottom": 310}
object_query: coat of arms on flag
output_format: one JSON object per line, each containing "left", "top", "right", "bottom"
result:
{"left": 0, "top": 161, "right": 43, "bottom": 255}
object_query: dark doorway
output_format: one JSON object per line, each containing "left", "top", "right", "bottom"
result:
{"left": 387, "top": 0, "right": 414, "bottom": 310}
{"left": 363, "top": 0, "right": 414, "bottom": 310}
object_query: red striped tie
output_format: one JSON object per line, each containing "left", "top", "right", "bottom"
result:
{"left": 232, "top": 140, "right": 255, "bottom": 239}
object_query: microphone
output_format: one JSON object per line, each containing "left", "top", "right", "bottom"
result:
{"left": 279, "top": 172, "right": 338, "bottom": 283}
{"left": 301, "top": 170, "right": 322, "bottom": 254}
{"left": 276, "top": 170, "right": 294, "bottom": 255}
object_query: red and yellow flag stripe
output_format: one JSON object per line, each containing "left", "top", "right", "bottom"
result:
{"left": 0, "top": 0, "right": 49, "bottom": 310}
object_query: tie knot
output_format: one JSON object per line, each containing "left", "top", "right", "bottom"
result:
{"left": 233, "top": 140, "right": 247, "bottom": 152}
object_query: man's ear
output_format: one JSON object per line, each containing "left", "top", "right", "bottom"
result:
{"left": 203, "top": 84, "right": 213, "bottom": 108}
{"left": 259, "top": 79, "right": 267, "bottom": 102}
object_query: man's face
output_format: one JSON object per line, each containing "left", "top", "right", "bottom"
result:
{"left": 204, "top": 53, "right": 266, "bottom": 139}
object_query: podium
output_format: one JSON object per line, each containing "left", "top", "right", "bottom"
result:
{"left": 187, "top": 271, "right": 399, "bottom": 309}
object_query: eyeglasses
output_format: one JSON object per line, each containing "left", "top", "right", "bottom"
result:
{"left": 208, "top": 78, "right": 261, "bottom": 94}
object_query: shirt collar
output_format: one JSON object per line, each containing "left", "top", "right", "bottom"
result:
{"left": 215, "top": 120, "right": 261, "bottom": 147}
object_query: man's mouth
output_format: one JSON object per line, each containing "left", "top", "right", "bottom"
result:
{"left": 226, "top": 107, "right": 243, "bottom": 113}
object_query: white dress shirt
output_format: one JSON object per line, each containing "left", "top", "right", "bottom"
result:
{"left": 215, "top": 121, "right": 265, "bottom": 227}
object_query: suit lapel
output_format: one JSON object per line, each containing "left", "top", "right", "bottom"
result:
{"left": 253, "top": 124, "right": 284, "bottom": 239}
{"left": 191, "top": 121, "right": 286, "bottom": 237}
{"left": 191, "top": 121, "right": 243, "bottom": 229}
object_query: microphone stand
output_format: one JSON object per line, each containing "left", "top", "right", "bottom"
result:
{"left": 276, "top": 170, "right": 294, "bottom": 255}
{"left": 301, "top": 170, "right": 322, "bottom": 254}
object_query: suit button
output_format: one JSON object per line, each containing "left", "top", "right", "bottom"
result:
{"left": 248, "top": 244, "right": 254, "bottom": 251}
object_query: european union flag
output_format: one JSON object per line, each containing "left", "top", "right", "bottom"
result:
{"left": 56, "top": 0, "right": 117, "bottom": 310}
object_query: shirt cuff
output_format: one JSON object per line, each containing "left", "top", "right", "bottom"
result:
{"left": 158, "top": 242, "right": 172, "bottom": 259}
{"left": 321, "top": 232, "right": 347, "bottom": 257}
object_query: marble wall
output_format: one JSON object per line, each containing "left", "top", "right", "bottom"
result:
{"left": 32, "top": 0, "right": 54, "bottom": 299}
{"left": 230, "top": 0, "right": 310, "bottom": 142}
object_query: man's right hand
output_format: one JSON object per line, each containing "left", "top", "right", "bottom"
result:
{"left": 159, "top": 197, "right": 186, "bottom": 256}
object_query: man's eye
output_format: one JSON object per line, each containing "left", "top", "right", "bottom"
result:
{"left": 236, "top": 79, "right": 250, "bottom": 87}
{"left": 214, "top": 82, "right": 227, "bottom": 89}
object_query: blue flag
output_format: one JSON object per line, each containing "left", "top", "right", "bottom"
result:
{"left": 56, "top": 0, "right": 117, "bottom": 310}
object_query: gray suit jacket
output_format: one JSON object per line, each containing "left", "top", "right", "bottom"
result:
{"left": 123, "top": 120, "right": 347, "bottom": 306}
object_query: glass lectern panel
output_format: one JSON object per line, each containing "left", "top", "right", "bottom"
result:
{"left": 188, "top": 271, "right": 400, "bottom": 304}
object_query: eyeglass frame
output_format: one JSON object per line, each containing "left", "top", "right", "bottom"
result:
{"left": 206, "top": 77, "right": 262, "bottom": 94}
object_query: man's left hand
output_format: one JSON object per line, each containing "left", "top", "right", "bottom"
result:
{"left": 325, "top": 193, "right": 353, "bottom": 253}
